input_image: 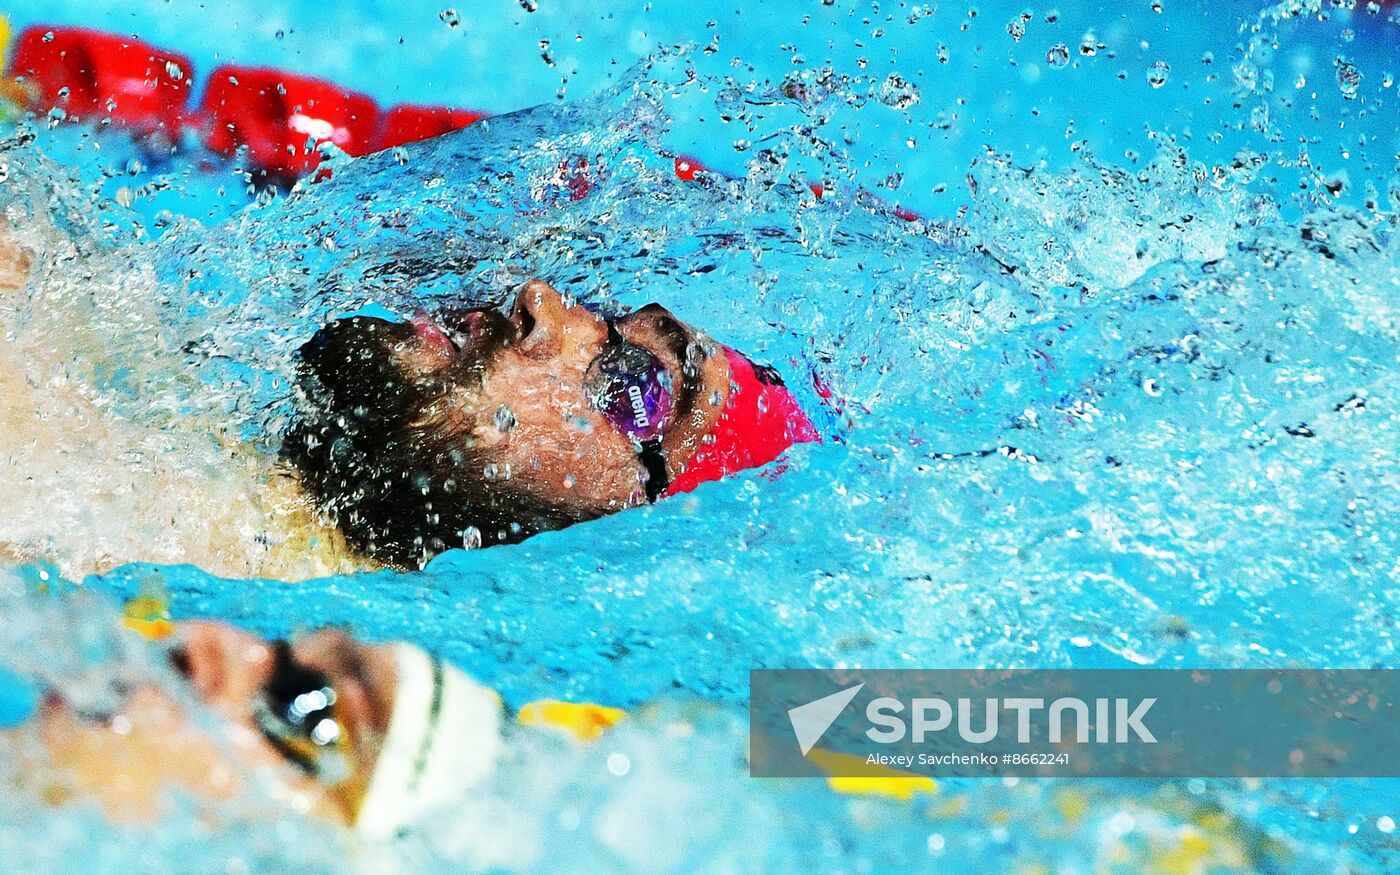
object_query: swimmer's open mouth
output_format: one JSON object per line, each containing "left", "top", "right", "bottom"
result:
{"left": 410, "top": 310, "right": 491, "bottom": 359}
{"left": 410, "top": 314, "right": 461, "bottom": 358}
{"left": 409, "top": 307, "right": 518, "bottom": 366}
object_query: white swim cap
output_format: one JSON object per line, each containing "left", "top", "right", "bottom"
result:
{"left": 354, "top": 643, "right": 503, "bottom": 839}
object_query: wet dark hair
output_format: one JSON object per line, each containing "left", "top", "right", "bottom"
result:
{"left": 281, "top": 316, "right": 594, "bottom": 568}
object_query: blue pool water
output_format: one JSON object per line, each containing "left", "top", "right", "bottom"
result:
{"left": 1, "top": 0, "right": 1399, "bottom": 871}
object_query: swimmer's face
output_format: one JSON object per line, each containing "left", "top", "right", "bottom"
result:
{"left": 288, "top": 279, "right": 731, "bottom": 563}
{"left": 18, "top": 623, "right": 396, "bottom": 825}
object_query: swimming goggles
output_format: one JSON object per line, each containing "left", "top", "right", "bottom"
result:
{"left": 584, "top": 321, "right": 675, "bottom": 502}
{"left": 251, "top": 641, "right": 354, "bottom": 786}
{"left": 250, "top": 640, "right": 505, "bottom": 838}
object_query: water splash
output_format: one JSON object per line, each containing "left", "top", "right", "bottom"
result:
{"left": 0, "top": 11, "right": 1397, "bottom": 874}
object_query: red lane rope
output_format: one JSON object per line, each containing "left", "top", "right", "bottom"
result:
{"left": 5, "top": 24, "right": 485, "bottom": 183}
{"left": 3, "top": 23, "right": 920, "bottom": 220}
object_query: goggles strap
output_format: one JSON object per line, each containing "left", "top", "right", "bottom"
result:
{"left": 640, "top": 438, "right": 669, "bottom": 503}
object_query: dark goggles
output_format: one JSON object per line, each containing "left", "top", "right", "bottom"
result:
{"left": 250, "top": 641, "right": 352, "bottom": 785}
{"left": 584, "top": 321, "right": 675, "bottom": 501}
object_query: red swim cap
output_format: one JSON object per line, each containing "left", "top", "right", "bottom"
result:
{"left": 663, "top": 347, "right": 820, "bottom": 497}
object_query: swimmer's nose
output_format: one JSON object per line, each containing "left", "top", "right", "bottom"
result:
{"left": 508, "top": 279, "right": 604, "bottom": 359}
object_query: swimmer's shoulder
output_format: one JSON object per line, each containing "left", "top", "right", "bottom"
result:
{"left": 0, "top": 217, "right": 33, "bottom": 295}
{"left": 254, "top": 466, "right": 379, "bottom": 580}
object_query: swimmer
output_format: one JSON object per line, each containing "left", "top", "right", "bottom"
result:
{"left": 285, "top": 280, "right": 819, "bottom": 566}
{"left": 0, "top": 221, "right": 817, "bottom": 575}
{"left": 5, "top": 619, "right": 512, "bottom": 835}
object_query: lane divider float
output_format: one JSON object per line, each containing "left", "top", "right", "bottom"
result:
{"left": 2, "top": 21, "right": 921, "bottom": 218}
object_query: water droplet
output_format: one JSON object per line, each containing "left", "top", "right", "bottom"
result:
{"left": 563, "top": 474, "right": 576, "bottom": 489}
{"left": 878, "top": 73, "right": 920, "bottom": 109}
{"left": 1146, "top": 60, "right": 1170, "bottom": 88}
{"left": 164, "top": 61, "right": 184, "bottom": 81}
{"left": 520, "top": 0, "right": 539, "bottom": 10}
{"left": 1046, "top": 44, "right": 1070, "bottom": 68}
{"left": 461, "top": 526, "right": 482, "bottom": 549}
{"left": 1335, "top": 57, "right": 1362, "bottom": 99}
{"left": 439, "top": 8, "right": 460, "bottom": 27}
{"left": 1006, "top": 19, "right": 1026, "bottom": 41}
{"left": 494, "top": 405, "right": 518, "bottom": 433}
{"left": 41, "top": 31, "right": 54, "bottom": 43}
{"left": 607, "top": 752, "right": 631, "bottom": 776}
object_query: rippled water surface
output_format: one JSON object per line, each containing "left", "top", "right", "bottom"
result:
{"left": 1, "top": 0, "right": 1398, "bottom": 871}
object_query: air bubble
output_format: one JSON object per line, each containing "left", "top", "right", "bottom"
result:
{"left": 439, "top": 8, "right": 460, "bottom": 27}
{"left": 1046, "top": 44, "right": 1069, "bottom": 68}
{"left": 1146, "top": 61, "right": 1170, "bottom": 88}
